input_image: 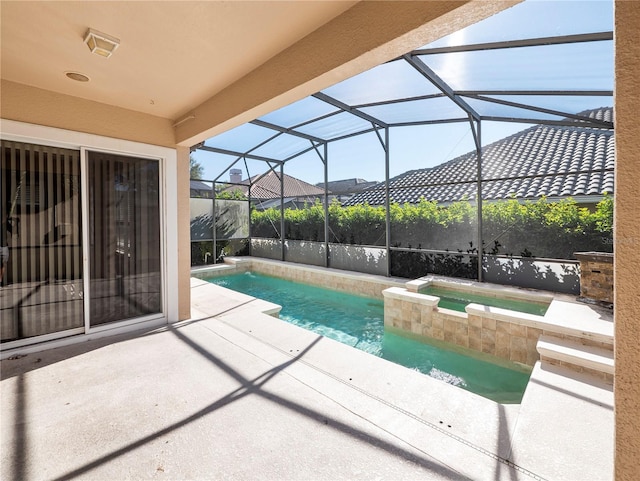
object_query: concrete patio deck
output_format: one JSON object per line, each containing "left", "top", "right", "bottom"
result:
{"left": 1, "top": 278, "right": 613, "bottom": 480}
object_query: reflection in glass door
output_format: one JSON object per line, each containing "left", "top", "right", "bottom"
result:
{"left": 1, "top": 141, "right": 84, "bottom": 342}
{"left": 87, "top": 151, "right": 161, "bottom": 326}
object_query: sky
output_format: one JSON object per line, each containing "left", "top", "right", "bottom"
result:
{"left": 192, "top": 0, "right": 613, "bottom": 187}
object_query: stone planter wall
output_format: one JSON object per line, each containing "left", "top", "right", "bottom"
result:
{"left": 575, "top": 252, "right": 614, "bottom": 304}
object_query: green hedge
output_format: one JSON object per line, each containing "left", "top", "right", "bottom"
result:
{"left": 251, "top": 195, "right": 613, "bottom": 260}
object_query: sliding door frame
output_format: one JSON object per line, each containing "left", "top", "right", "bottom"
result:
{"left": 0, "top": 120, "right": 178, "bottom": 357}
{"left": 81, "top": 147, "right": 167, "bottom": 334}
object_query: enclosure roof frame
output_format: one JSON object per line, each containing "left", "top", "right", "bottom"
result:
{"left": 196, "top": 27, "right": 614, "bottom": 173}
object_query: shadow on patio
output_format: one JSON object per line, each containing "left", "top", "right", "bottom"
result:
{"left": 1, "top": 315, "right": 473, "bottom": 480}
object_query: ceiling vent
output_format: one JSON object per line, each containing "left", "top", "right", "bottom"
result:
{"left": 84, "top": 28, "right": 120, "bottom": 58}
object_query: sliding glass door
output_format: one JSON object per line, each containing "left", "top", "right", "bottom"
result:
{"left": 1, "top": 142, "right": 163, "bottom": 345}
{"left": 1, "top": 141, "right": 84, "bottom": 342}
{"left": 87, "top": 151, "right": 162, "bottom": 326}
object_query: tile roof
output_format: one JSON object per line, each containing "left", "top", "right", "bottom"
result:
{"left": 317, "top": 178, "right": 378, "bottom": 195}
{"left": 190, "top": 180, "right": 213, "bottom": 192}
{"left": 235, "top": 170, "right": 326, "bottom": 200}
{"left": 344, "top": 108, "right": 614, "bottom": 206}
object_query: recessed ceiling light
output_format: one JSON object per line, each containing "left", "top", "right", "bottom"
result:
{"left": 66, "top": 71, "right": 90, "bottom": 82}
{"left": 84, "top": 28, "right": 120, "bottom": 58}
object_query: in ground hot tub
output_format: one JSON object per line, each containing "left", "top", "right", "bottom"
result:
{"left": 383, "top": 277, "right": 554, "bottom": 368}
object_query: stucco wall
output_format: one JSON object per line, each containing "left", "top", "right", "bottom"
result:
{"left": 614, "top": 2, "right": 640, "bottom": 479}
{"left": 1, "top": 80, "right": 175, "bottom": 148}
{"left": 176, "top": 147, "right": 192, "bottom": 320}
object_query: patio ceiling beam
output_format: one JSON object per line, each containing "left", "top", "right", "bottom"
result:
{"left": 403, "top": 54, "right": 480, "bottom": 122}
{"left": 212, "top": 130, "right": 288, "bottom": 182}
{"left": 190, "top": 141, "right": 204, "bottom": 153}
{"left": 412, "top": 31, "right": 613, "bottom": 56}
{"left": 314, "top": 115, "right": 467, "bottom": 142}
{"left": 246, "top": 130, "right": 285, "bottom": 154}
{"left": 372, "top": 124, "right": 387, "bottom": 153}
{"left": 287, "top": 110, "right": 341, "bottom": 130}
{"left": 282, "top": 145, "right": 319, "bottom": 163}
{"left": 326, "top": 127, "right": 379, "bottom": 143}
{"left": 198, "top": 145, "right": 283, "bottom": 165}
{"left": 480, "top": 116, "right": 614, "bottom": 129}
{"left": 464, "top": 94, "right": 614, "bottom": 129}
{"left": 310, "top": 140, "right": 327, "bottom": 165}
{"left": 468, "top": 115, "right": 481, "bottom": 152}
{"left": 251, "top": 119, "right": 326, "bottom": 144}
{"left": 454, "top": 89, "right": 613, "bottom": 97}
{"left": 352, "top": 93, "right": 446, "bottom": 109}
{"left": 312, "top": 92, "right": 389, "bottom": 128}
{"left": 388, "top": 118, "right": 470, "bottom": 128}
{"left": 320, "top": 118, "right": 463, "bottom": 142}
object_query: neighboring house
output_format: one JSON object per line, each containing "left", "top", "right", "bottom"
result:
{"left": 191, "top": 172, "right": 328, "bottom": 208}
{"left": 226, "top": 171, "right": 328, "bottom": 209}
{"left": 345, "top": 108, "right": 614, "bottom": 208}
{"left": 316, "top": 178, "right": 378, "bottom": 203}
{"left": 190, "top": 179, "right": 214, "bottom": 198}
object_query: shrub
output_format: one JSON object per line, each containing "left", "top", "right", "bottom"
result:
{"left": 250, "top": 196, "right": 613, "bottom": 259}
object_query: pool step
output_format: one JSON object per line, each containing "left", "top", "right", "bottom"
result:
{"left": 537, "top": 334, "right": 614, "bottom": 380}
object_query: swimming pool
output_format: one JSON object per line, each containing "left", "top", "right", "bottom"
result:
{"left": 208, "top": 271, "right": 530, "bottom": 403}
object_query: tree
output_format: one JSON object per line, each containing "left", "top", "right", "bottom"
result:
{"left": 190, "top": 154, "right": 203, "bottom": 180}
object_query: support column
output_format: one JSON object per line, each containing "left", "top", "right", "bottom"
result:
{"left": 176, "top": 146, "right": 191, "bottom": 320}
{"left": 323, "top": 143, "right": 330, "bottom": 268}
{"left": 247, "top": 173, "right": 252, "bottom": 257}
{"left": 280, "top": 163, "right": 285, "bottom": 261}
{"left": 384, "top": 127, "right": 391, "bottom": 277}
{"left": 614, "top": 2, "right": 640, "bottom": 478}
{"left": 475, "top": 120, "right": 483, "bottom": 282}
{"left": 213, "top": 182, "right": 217, "bottom": 264}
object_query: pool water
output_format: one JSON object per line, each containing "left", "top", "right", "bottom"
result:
{"left": 208, "top": 272, "right": 530, "bottom": 403}
{"left": 422, "top": 286, "right": 549, "bottom": 316}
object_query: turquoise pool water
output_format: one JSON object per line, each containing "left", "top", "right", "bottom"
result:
{"left": 208, "top": 272, "right": 530, "bottom": 403}
{"left": 422, "top": 286, "right": 549, "bottom": 316}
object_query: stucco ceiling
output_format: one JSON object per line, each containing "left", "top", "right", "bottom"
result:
{"left": 0, "top": 1, "right": 357, "bottom": 120}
